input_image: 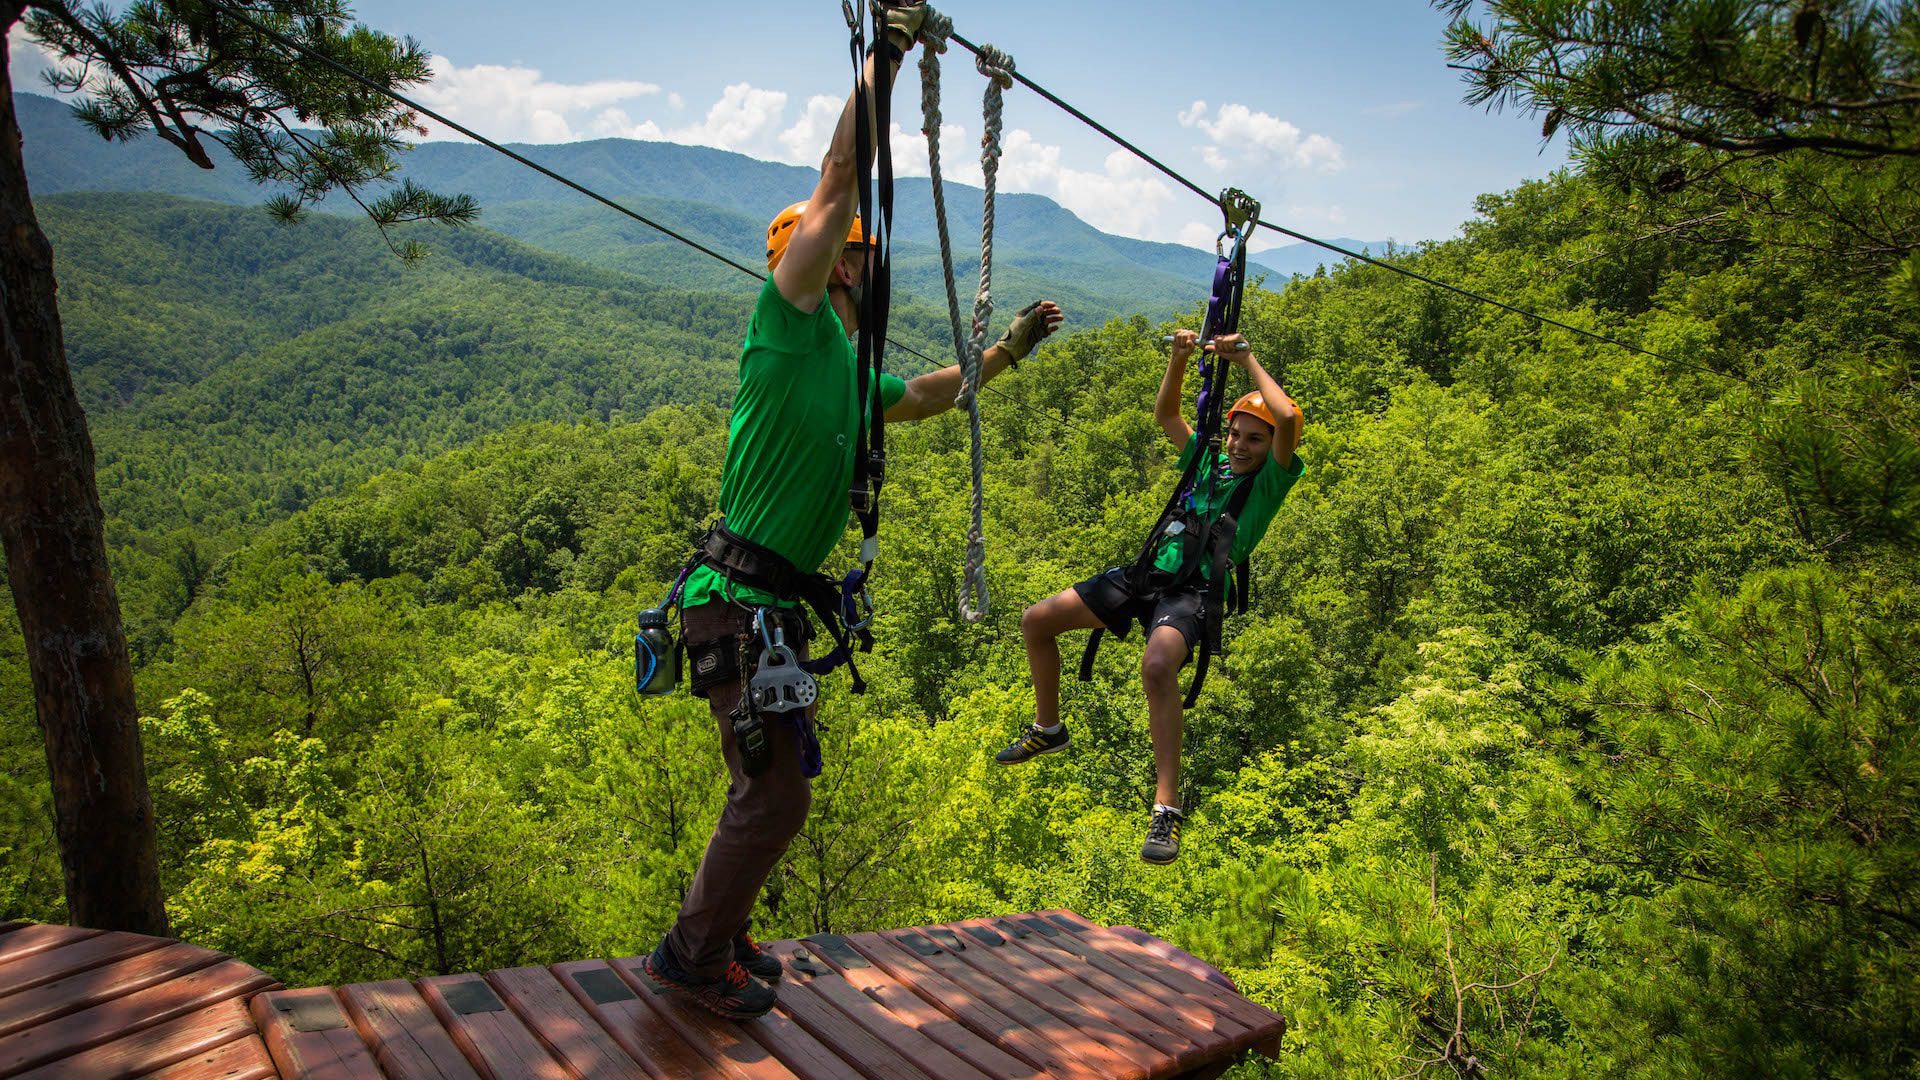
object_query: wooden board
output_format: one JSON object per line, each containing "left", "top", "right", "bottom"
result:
{"left": 338, "top": 979, "right": 484, "bottom": 1080}
{"left": 787, "top": 933, "right": 1044, "bottom": 1076}
{"left": 847, "top": 930, "right": 1112, "bottom": 1080}
{"left": 487, "top": 964, "right": 648, "bottom": 1079}
{"left": 0, "top": 956, "right": 274, "bottom": 1075}
{"left": 11, "top": 994, "right": 263, "bottom": 1080}
{"left": 0, "top": 941, "right": 225, "bottom": 1038}
{"left": 140, "top": 1029, "right": 278, "bottom": 1080}
{"left": 0, "top": 924, "right": 97, "bottom": 968}
{"left": 252, "top": 987, "right": 383, "bottom": 1079}
{"left": 419, "top": 973, "right": 570, "bottom": 1080}
{"left": 550, "top": 960, "right": 717, "bottom": 1080}
{"left": 0, "top": 931, "right": 169, "bottom": 1001}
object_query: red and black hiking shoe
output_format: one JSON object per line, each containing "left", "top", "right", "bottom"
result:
{"left": 734, "top": 930, "right": 783, "bottom": 982}
{"left": 644, "top": 939, "right": 777, "bottom": 1020}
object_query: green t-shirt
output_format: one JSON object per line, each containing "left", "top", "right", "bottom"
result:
{"left": 1151, "top": 432, "right": 1305, "bottom": 577}
{"left": 682, "top": 278, "right": 907, "bottom": 609}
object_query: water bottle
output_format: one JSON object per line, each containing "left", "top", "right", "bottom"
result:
{"left": 635, "top": 606, "right": 679, "bottom": 695}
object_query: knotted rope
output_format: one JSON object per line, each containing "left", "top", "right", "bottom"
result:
{"left": 918, "top": 9, "right": 1013, "bottom": 624}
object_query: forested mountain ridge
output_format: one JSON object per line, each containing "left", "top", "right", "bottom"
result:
{"left": 17, "top": 90, "right": 1380, "bottom": 319}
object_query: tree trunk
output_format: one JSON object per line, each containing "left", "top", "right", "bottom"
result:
{"left": 0, "top": 23, "right": 168, "bottom": 934}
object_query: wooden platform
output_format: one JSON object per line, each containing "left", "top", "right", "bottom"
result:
{"left": 0, "top": 910, "right": 1283, "bottom": 1078}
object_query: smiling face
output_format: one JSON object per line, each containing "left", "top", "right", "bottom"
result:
{"left": 1224, "top": 412, "right": 1274, "bottom": 474}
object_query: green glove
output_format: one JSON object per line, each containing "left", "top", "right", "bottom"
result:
{"left": 994, "top": 301, "right": 1060, "bottom": 366}
{"left": 880, "top": 1, "right": 929, "bottom": 50}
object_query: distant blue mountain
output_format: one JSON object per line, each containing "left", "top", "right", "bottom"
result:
{"left": 19, "top": 92, "right": 1390, "bottom": 323}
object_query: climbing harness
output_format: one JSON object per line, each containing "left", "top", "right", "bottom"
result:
{"left": 917, "top": 9, "right": 1014, "bottom": 623}
{"left": 1078, "top": 188, "right": 1264, "bottom": 708}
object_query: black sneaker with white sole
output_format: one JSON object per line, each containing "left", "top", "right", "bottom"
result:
{"left": 995, "top": 723, "right": 1070, "bottom": 765}
{"left": 1141, "top": 806, "right": 1184, "bottom": 864}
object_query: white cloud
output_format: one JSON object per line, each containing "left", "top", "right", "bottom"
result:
{"left": 669, "top": 82, "right": 788, "bottom": 152}
{"left": 776, "top": 94, "right": 843, "bottom": 165}
{"left": 9, "top": 23, "right": 65, "bottom": 92}
{"left": 1178, "top": 100, "right": 1345, "bottom": 173}
{"left": 411, "top": 56, "right": 661, "bottom": 142}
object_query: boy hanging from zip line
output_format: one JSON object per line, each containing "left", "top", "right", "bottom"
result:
{"left": 644, "top": 2, "right": 1064, "bottom": 1021}
{"left": 993, "top": 327, "right": 1303, "bottom": 864}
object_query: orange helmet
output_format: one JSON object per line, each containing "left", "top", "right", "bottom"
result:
{"left": 1228, "top": 391, "right": 1277, "bottom": 431}
{"left": 766, "top": 201, "right": 868, "bottom": 271}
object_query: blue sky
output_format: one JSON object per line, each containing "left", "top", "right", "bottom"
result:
{"left": 13, "top": 1, "right": 1572, "bottom": 251}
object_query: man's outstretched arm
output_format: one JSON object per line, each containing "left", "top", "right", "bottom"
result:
{"left": 888, "top": 301, "right": 1064, "bottom": 422}
{"left": 772, "top": 5, "right": 924, "bottom": 312}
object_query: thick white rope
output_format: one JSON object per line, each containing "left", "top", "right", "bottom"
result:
{"left": 918, "top": 10, "right": 1012, "bottom": 624}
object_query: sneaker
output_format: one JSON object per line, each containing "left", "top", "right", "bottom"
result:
{"left": 1141, "top": 806, "right": 1184, "bottom": 864}
{"left": 644, "top": 937, "right": 777, "bottom": 1019}
{"left": 734, "top": 929, "right": 782, "bottom": 982}
{"left": 995, "top": 723, "right": 1070, "bottom": 765}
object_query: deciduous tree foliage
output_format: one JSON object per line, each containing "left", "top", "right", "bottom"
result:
{"left": 0, "top": 2, "right": 1914, "bottom": 1074}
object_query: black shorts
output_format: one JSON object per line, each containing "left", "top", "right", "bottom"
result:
{"left": 1072, "top": 567, "right": 1205, "bottom": 659}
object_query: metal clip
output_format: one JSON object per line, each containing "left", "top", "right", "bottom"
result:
{"left": 1220, "top": 187, "right": 1261, "bottom": 235}
{"left": 845, "top": 585, "right": 876, "bottom": 633}
{"left": 750, "top": 608, "right": 818, "bottom": 714}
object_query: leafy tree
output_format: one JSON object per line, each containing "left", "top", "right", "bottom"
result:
{"left": 1438, "top": 0, "right": 1920, "bottom": 267}
{"left": 2, "top": 0, "right": 469, "bottom": 932}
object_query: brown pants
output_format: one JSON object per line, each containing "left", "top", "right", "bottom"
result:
{"left": 665, "top": 601, "right": 815, "bottom": 980}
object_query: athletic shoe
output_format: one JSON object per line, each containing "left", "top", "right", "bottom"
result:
{"left": 995, "top": 723, "right": 1070, "bottom": 765}
{"left": 1141, "top": 806, "right": 1184, "bottom": 864}
{"left": 734, "top": 929, "right": 782, "bottom": 981}
{"left": 643, "top": 937, "right": 777, "bottom": 1019}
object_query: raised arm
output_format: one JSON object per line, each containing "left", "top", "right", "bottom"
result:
{"left": 1214, "top": 333, "right": 1302, "bottom": 467}
{"left": 1155, "top": 329, "right": 1198, "bottom": 447}
{"left": 772, "top": 5, "right": 923, "bottom": 311}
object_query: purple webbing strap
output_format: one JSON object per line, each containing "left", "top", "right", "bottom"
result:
{"left": 1193, "top": 254, "right": 1234, "bottom": 422}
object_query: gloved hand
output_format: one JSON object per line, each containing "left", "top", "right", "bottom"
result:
{"left": 993, "top": 300, "right": 1064, "bottom": 366}
{"left": 880, "top": 1, "right": 929, "bottom": 51}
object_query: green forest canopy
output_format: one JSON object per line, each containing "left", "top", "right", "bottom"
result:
{"left": 5, "top": 1, "right": 1919, "bottom": 1075}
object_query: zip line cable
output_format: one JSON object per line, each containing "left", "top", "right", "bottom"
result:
{"left": 943, "top": 29, "right": 1697, "bottom": 371}
{"left": 211, "top": 0, "right": 1124, "bottom": 447}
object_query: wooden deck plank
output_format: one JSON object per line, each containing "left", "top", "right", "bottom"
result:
{"left": 252, "top": 987, "right": 383, "bottom": 1079}
{"left": 988, "top": 917, "right": 1253, "bottom": 1046}
{"left": 0, "top": 941, "right": 225, "bottom": 1038}
{"left": 893, "top": 924, "right": 1178, "bottom": 1076}
{"left": 873, "top": 926, "right": 1161, "bottom": 1080}
{"left": 339, "top": 979, "right": 483, "bottom": 1080}
{"left": 800, "top": 937, "right": 1043, "bottom": 1080}
{"left": 9, "top": 985, "right": 269, "bottom": 1080}
{"left": 419, "top": 973, "right": 570, "bottom": 1080}
{"left": 744, "top": 945, "right": 934, "bottom": 1080}
{"left": 0, "top": 931, "right": 170, "bottom": 1001}
{"left": 785, "top": 937, "right": 1033, "bottom": 1080}
{"left": 0, "top": 955, "right": 272, "bottom": 1074}
{"left": 1042, "top": 913, "right": 1285, "bottom": 1052}
{"left": 140, "top": 1028, "right": 277, "bottom": 1080}
{"left": 488, "top": 965, "right": 648, "bottom": 1079}
{"left": 846, "top": 931, "right": 1115, "bottom": 1080}
{"left": 947, "top": 917, "right": 1208, "bottom": 1073}
{"left": 608, "top": 956, "right": 799, "bottom": 1080}
{"left": 0, "top": 922, "right": 26, "bottom": 934}
{"left": 549, "top": 961, "right": 717, "bottom": 1080}
{"left": 0, "top": 924, "right": 97, "bottom": 967}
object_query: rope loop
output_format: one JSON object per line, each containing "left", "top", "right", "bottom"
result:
{"left": 917, "top": 23, "right": 1014, "bottom": 624}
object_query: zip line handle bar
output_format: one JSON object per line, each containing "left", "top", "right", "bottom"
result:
{"left": 1163, "top": 336, "right": 1251, "bottom": 351}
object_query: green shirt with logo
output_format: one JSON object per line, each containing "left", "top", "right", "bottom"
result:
{"left": 682, "top": 278, "right": 907, "bottom": 610}
{"left": 1151, "top": 432, "right": 1305, "bottom": 577}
